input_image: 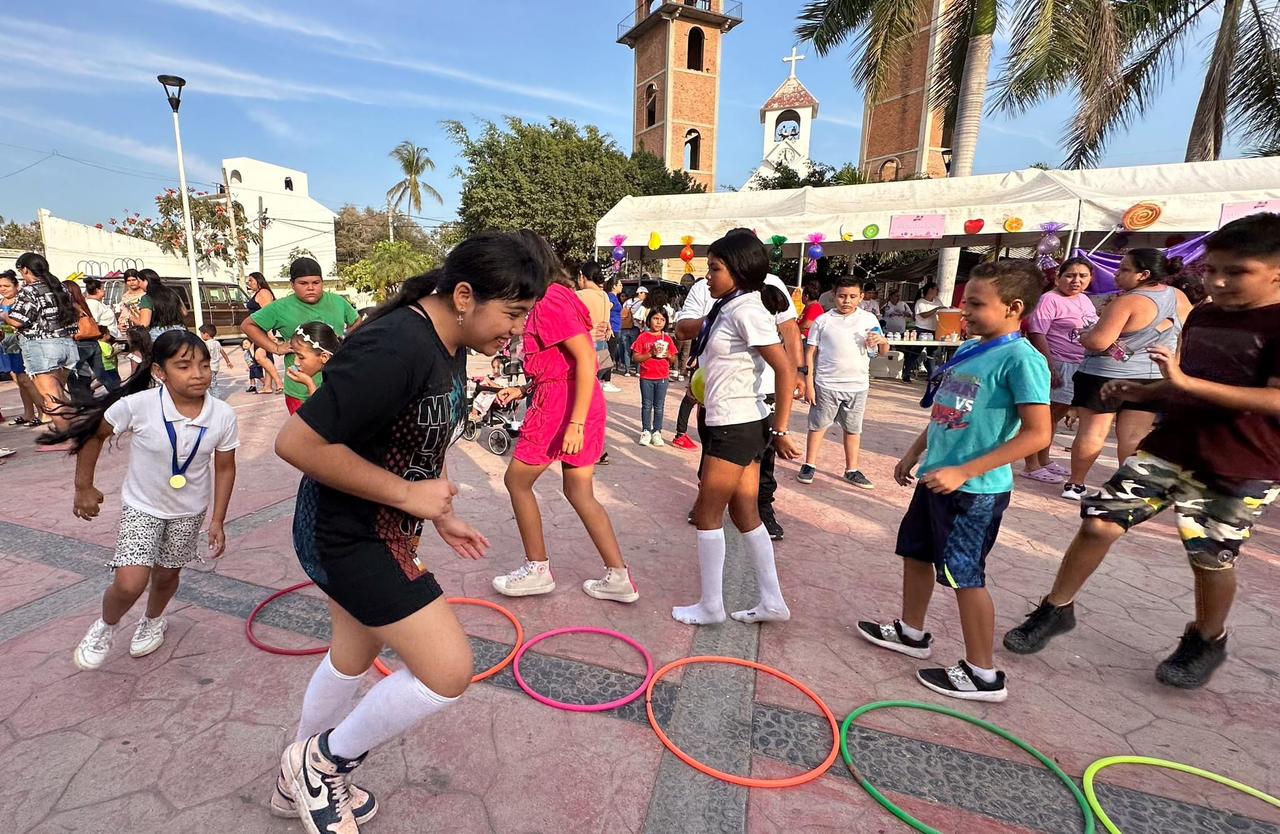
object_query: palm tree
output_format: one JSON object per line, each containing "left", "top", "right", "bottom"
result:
{"left": 995, "top": 0, "right": 1280, "bottom": 166}
{"left": 386, "top": 140, "right": 443, "bottom": 218}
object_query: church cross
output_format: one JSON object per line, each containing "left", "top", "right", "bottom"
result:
{"left": 783, "top": 47, "right": 804, "bottom": 78}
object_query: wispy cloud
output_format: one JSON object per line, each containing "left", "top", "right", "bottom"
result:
{"left": 822, "top": 113, "right": 862, "bottom": 130}
{"left": 985, "top": 120, "right": 1058, "bottom": 151}
{"left": 245, "top": 109, "right": 309, "bottom": 144}
{"left": 6, "top": 106, "right": 219, "bottom": 182}
{"left": 151, "top": 0, "right": 375, "bottom": 47}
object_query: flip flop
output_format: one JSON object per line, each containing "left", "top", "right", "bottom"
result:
{"left": 1020, "top": 467, "right": 1067, "bottom": 484}
{"left": 1045, "top": 461, "right": 1071, "bottom": 476}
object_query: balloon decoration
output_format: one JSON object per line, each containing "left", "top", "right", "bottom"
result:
{"left": 1122, "top": 202, "right": 1162, "bottom": 231}
{"left": 610, "top": 235, "right": 627, "bottom": 273}
{"left": 862, "top": 224, "right": 880, "bottom": 239}
{"left": 680, "top": 236, "right": 696, "bottom": 275}
{"left": 1003, "top": 217, "right": 1025, "bottom": 233}
{"left": 769, "top": 235, "right": 788, "bottom": 261}
{"left": 647, "top": 232, "right": 662, "bottom": 251}
{"left": 805, "top": 233, "right": 825, "bottom": 274}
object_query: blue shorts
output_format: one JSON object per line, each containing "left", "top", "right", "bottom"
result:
{"left": 896, "top": 484, "right": 1010, "bottom": 589}
{"left": 19, "top": 337, "right": 78, "bottom": 376}
{"left": 0, "top": 348, "right": 25, "bottom": 375}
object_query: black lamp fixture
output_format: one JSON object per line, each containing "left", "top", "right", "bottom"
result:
{"left": 941, "top": 147, "right": 954, "bottom": 174}
{"left": 157, "top": 74, "right": 187, "bottom": 113}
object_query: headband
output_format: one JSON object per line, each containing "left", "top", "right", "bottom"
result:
{"left": 293, "top": 327, "right": 334, "bottom": 356}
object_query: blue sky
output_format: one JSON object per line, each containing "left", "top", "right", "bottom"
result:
{"left": 0, "top": 0, "right": 1239, "bottom": 230}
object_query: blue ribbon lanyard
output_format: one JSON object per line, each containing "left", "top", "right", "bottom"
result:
{"left": 161, "top": 389, "right": 207, "bottom": 488}
{"left": 919, "top": 333, "right": 1022, "bottom": 409}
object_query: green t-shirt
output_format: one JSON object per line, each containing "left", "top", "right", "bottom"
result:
{"left": 250, "top": 291, "right": 359, "bottom": 399}
{"left": 919, "top": 336, "right": 1050, "bottom": 494}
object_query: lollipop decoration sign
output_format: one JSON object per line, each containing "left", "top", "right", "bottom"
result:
{"left": 680, "top": 236, "right": 696, "bottom": 274}
{"left": 805, "top": 233, "right": 825, "bottom": 273}
{"left": 610, "top": 235, "right": 627, "bottom": 273}
{"left": 1122, "top": 202, "right": 1162, "bottom": 231}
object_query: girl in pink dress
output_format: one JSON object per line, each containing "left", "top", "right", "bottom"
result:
{"left": 491, "top": 272, "right": 636, "bottom": 603}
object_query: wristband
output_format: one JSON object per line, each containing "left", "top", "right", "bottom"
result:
{"left": 769, "top": 429, "right": 789, "bottom": 437}
{"left": 568, "top": 420, "right": 585, "bottom": 427}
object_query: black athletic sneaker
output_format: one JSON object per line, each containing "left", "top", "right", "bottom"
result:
{"left": 797, "top": 464, "right": 816, "bottom": 484}
{"left": 1003, "top": 599, "right": 1076, "bottom": 654}
{"left": 282, "top": 730, "right": 365, "bottom": 834}
{"left": 597, "top": 452, "right": 611, "bottom": 466}
{"left": 762, "top": 514, "right": 784, "bottom": 540}
{"left": 844, "top": 470, "right": 874, "bottom": 490}
{"left": 917, "top": 660, "right": 1008, "bottom": 703}
{"left": 856, "top": 620, "right": 933, "bottom": 659}
{"left": 1156, "top": 625, "right": 1227, "bottom": 689}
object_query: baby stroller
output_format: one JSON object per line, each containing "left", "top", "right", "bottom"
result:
{"left": 463, "top": 358, "right": 526, "bottom": 456}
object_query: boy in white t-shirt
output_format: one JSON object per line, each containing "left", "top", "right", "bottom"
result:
{"left": 799, "top": 277, "right": 887, "bottom": 489}
{"left": 198, "top": 324, "right": 236, "bottom": 392}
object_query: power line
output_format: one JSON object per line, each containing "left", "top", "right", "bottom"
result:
{"left": 0, "top": 152, "right": 55, "bottom": 179}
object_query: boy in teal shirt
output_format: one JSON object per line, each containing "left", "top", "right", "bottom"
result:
{"left": 859, "top": 261, "right": 1051, "bottom": 702}
{"left": 241, "top": 257, "right": 359, "bottom": 412}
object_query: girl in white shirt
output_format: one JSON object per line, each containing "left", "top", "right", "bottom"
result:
{"left": 673, "top": 232, "right": 801, "bottom": 627}
{"left": 40, "top": 330, "right": 239, "bottom": 672}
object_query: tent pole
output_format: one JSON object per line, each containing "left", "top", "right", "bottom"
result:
{"left": 1066, "top": 200, "right": 1084, "bottom": 254}
{"left": 796, "top": 243, "right": 804, "bottom": 287}
{"left": 1089, "top": 225, "right": 1121, "bottom": 255}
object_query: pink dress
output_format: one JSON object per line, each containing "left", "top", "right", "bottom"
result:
{"left": 514, "top": 283, "right": 607, "bottom": 467}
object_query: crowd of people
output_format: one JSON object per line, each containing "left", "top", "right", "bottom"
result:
{"left": 2, "top": 211, "right": 1276, "bottom": 834}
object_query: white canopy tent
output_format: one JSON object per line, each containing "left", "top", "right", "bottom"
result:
{"left": 596, "top": 157, "right": 1280, "bottom": 262}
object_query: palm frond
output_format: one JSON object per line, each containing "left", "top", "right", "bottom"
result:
{"left": 1186, "top": 0, "right": 1243, "bottom": 161}
{"left": 795, "top": 0, "right": 879, "bottom": 55}
{"left": 1228, "top": 0, "right": 1280, "bottom": 150}
{"left": 991, "top": 0, "right": 1092, "bottom": 114}
{"left": 858, "top": 0, "right": 938, "bottom": 104}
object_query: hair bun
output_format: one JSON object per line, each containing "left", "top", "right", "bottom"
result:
{"left": 1166, "top": 255, "right": 1184, "bottom": 275}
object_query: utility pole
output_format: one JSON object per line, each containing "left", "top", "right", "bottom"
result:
{"left": 387, "top": 199, "right": 395, "bottom": 243}
{"left": 257, "top": 196, "right": 266, "bottom": 276}
{"left": 222, "top": 168, "right": 244, "bottom": 285}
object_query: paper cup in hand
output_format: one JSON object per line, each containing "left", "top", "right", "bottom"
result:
{"left": 654, "top": 340, "right": 669, "bottom": 358}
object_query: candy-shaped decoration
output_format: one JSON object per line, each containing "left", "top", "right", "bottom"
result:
{"left": 1036, "top": 222, "right": 1067, "bottom": 257}
{"left": 1004, "top": 217, "right": 1025, "bottom": 233}
{"left": 839, "top": 224, "right": 854, "bottom": 242}
{"left": 680, "top": 235, "right": 696, "bottom": 275}
{"left": 769, "top": 234, "right": 788, "bottom": 260}
{"left": 805, "top": 233, "right": 825, "bottom": 274}
{"left": 610, "top": 235, "right": 627, "bottom": 273}
{"left": 862, "top": 224, "right": 880, "bottom": 239}
{"left": 1122, "top": 202, "right": 1162, "bottom": 231}
{"left": 648, "top": 232, "right": 662, "bottom": 250}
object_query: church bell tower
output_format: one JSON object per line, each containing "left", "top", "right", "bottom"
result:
{"left": 618, "top": 1, "right": 743, "bottom": 192}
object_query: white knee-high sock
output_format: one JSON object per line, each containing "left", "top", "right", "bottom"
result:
{"left": 295, "top": 652, "right": 364, "bottom": 743}
{"left": 672, "top": 528, "right": 726, "bottom": 625}
{"left": 326, "top": 669, "right": 458, "bottom": 760}
{"left": 731, "top": 524, "right": 791, "bottom": 623}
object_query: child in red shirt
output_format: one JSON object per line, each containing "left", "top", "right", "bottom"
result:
{"left": 632, "top": 309, "right": 678, "bottom": 446}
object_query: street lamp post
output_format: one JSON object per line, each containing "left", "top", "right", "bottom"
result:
{"left": 157, "top": 74, "right": 204, "bottom": 329}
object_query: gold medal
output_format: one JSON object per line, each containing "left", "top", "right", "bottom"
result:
{"left": 169, "top": 474, "right": 188, "bottom": 489}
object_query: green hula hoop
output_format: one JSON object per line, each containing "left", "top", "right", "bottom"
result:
{"left": 1083, "top": 755, "right": 1280, "bottom": 834}
{"left": 841, "top": 700, "right": 1096, "bottom": 834}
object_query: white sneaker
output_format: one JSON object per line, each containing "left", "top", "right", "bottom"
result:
{"left": 492, "top": 559, "right": 556, "bottom": 597}
{"left": 582, "top": 567, "right": 639, "bottom": 603}
{"left": 129, "top": 616, "right": 167, "bottom": 658}
{"left": 650, "top": 433, "right": 665, "bottom": 447}
{"left": 73, "top": 618, "right": 114, "bottom": 670}
{"left": 638, "top": 431, "right": 652, "bottom": 446}
{"left": 601, "top": 382, "right": 622, "bottom": 393}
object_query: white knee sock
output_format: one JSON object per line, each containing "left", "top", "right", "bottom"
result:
{"left": 326, "top": 669, "right": 458, "bottom": 760}
{"left": 731, "top": 524, "right": 791, "bottom": 623}
{"left": 295, "top": 652, "right": 364, "bottom": 743}
{"left": 672, "top": 528, "right": 726, "bottom": 625}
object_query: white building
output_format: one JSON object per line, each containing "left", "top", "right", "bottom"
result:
{"left": 221, "top": 157, "right": 337, "bottom": 285}
{"left": 38, "top": 209, "right": 207, "bottom": 280}
{"left": 745, "top": 50, "right": 820, "bottom": 189}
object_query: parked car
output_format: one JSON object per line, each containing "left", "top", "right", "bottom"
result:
{"left": 101, "top": 277, "right": 252, "bottom": 343}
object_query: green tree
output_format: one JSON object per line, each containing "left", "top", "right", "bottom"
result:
{"left": 629, "top": 150, "right": 706, "bottom": 195}
{"left": 445, "top": 117, "right": 701, "bottom": 262}
{"left": 334, "top": 204, "right": 432, "bottom": 269}
{"left": 749, "top": 161, "right": 908, "bottom": 190}
{"left": 386, "top": 140, "right": 443, "bottom": 217}
{"left": 0, "top": 215, "right": 42, "bottom": 252}
{"left": 278, "top": 246, "right": 320, "bottom": 279}
{"left": 109, "top": 188, "right": 259, "bottom": 269}
{"left": 339, "top": 240, "right": 435, "bottom": 302}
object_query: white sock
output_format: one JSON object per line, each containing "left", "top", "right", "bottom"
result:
{"left": 326, "top": 669, "right": 458, "bottom": 760}
{"left": 966, "top": 662, "right": 998, "bottom": 684}
{"left": 731, "top": 525, "right": 791, "bottom": 623}
{"left": 294, "top": 652, "right": 364, "bottom": 743}
{"left": 899, "top": 621, "right": 926, "bottom": 641}
{"left": 672, "top": 528, "right": 726, "bottom": 625}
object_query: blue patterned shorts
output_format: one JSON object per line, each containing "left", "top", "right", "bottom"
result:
{"left": 896, "top": 484, "right": 1011, "bottom": 589}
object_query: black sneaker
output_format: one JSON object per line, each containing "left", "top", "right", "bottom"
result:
{"left": 282, "top": 730, "right": 365, "bottom": 834}
{"left": 797, "top": 464, "right": 816, "bottom": 484}
{"left": 844, "top": 470, "right": 874, "bottom": 490}
{"left": 1061, "top": 483, "right": 1088, "bottom": 501}
{"left": 597, "top": 452, "right": 611, "bottom": 466}
{"left": 1002, "top": 599, "right": 1076, "bottom": 654}
{"left": 687, "top": 510, "right": 695, "bottom": 525}
{"left": 1156, "top": 625, "right": 1227, "bottom": 689}
{"left": 917, "top": 660, "right": 1008, "bottom": 703}
{"left": 762, "top": 514, "right": 784, "bottom": 540}
{"left": 856, "top": 620, "right": 933, "bottom": 659}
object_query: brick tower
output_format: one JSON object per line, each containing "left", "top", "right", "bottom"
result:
{"left": 618, "top": 1, "right": 744, "bottom": 192}
{"left": 858, "top": 0, "right": 952, "bottom": 181}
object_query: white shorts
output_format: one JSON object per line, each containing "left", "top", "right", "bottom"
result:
{"left": 1051, "top": 360, "right": 1080, "bottom": 405}
{"left": 109, "top": 505, "right": 206, "bottom": 569}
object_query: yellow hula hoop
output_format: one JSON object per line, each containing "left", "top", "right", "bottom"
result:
{"left": 1083, "top": 755, "right": 1280, "bottom": 834}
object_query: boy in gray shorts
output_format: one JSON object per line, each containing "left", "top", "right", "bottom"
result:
{"left": 799, "top": 277, "right": 887, "bottom": 489}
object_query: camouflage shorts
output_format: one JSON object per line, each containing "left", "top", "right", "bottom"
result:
{"left": 1081, "top": 453, "right": 1280, "bottom": 571}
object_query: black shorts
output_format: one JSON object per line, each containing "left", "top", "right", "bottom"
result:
{"left": 896, "top": 483, "right": 1010, "bottom": 589}
{"left": 1071, "top": 371, "right": 1161, "bottom": 414}
{"left": 701, "top": 418, "right": 770, "bottom": 467}
{"left": 249, "top": 365, "right": 265, "bottom": 380}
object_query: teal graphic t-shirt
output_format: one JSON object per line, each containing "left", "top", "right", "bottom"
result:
{"left": 919, "top": 337, "right": 1049, "bottom": 494}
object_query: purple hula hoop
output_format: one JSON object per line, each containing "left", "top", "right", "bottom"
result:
{"left": 512, "top": 626, "right": 655, "bottom": 712}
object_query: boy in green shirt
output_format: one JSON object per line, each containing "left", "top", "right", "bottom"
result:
{"left": 242, "top": 257, "right": 359, "bottom": 412}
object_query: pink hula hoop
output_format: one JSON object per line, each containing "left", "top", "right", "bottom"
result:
{"left": 512, "top": 627, "right": 654, "bottom": 712}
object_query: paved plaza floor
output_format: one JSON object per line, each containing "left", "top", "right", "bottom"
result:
{"left": 0, "top": 366, "right": 1277, "bottom": 834}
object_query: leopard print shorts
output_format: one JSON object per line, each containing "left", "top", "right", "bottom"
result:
{"left": 109, "top": 505, "right": 206, "bottom": 570}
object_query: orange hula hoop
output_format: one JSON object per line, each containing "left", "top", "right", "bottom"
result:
{"left": 645, "top": 655, "right": 839, "bottom": 788}
{"left": 372, "top": 597, "right": 524, "bottom": 683}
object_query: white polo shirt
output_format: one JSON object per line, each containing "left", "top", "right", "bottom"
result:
{"left": 104, "top": 386, "right": 240, "bottom": 518}
{"left": 699, "top": 293, "right": 782, "bottom": 426}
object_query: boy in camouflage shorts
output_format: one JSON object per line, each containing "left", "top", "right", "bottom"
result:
{"left": 1004, "top": 213, "right": 1280, "bottom": 689}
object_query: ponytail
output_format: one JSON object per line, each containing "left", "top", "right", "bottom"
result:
{"left": 759, "top": 283, "right": 790, "bottom": 316}
{"left": 1126, "top": 248, "right": 1181, "bottom": 286}
{"left": 16, "top": 252, "right": 76, "bottom": 328}
{"left": 38, "top": 329, "right": 210, "bottom": 453}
